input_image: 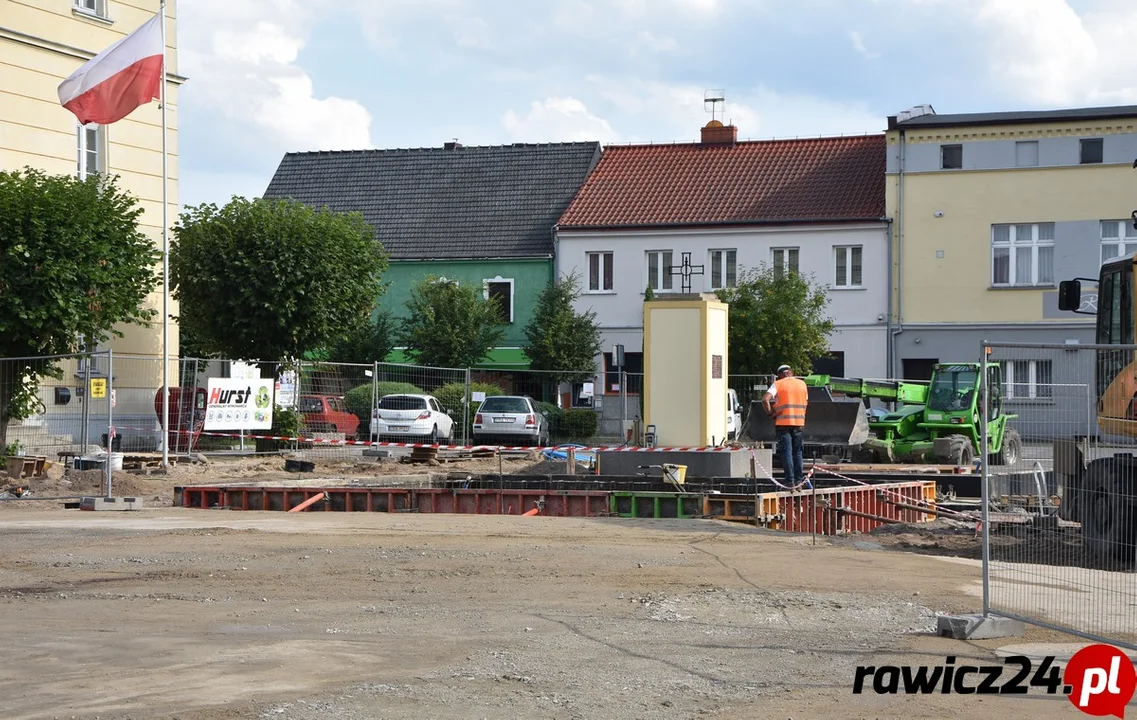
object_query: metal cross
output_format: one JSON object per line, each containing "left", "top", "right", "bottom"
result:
{"left": 666, "top": 252, "right": 705, "bottom": 293}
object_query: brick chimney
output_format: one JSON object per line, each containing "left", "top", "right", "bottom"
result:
{"left": 700, "top": 120, "right": 737, "bottom": 146}
{"left": 444, "top": 140, "right": 463, "bottom": 150}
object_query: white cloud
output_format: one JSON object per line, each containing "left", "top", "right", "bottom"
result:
{"left": 179, "top": 0, "right": 373, "bottom": 154}
{"left": 502, "top": 98, "right": 620, "bottom": 143}
{"left": 849, "top": 30, "right": 879, "bottom": 60}
{"left": 974, "top": 0, "right": 1097, "bottom": 105}
{"left": 898, "top": 0, "right": 1137, "bottom": 106}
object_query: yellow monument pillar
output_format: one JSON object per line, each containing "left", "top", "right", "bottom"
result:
{"left": 643, "top": 293, "right": 729, "bottom": 447}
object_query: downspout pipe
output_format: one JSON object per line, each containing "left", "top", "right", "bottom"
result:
{"left": 883, "top": 216, "right": 894, "bottom": 380}
{"left": 890, "top": 127, "right": 907, "bottom": 379}
{"left": 551, "top": 224, "right": 560, "bottom": 285}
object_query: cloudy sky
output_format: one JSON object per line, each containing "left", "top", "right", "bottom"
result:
{"left": 174, "top": 0, "right": 1137, "bottom": 210}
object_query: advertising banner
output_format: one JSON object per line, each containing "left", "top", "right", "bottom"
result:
{"left": 204, "top": 377, "right": 275, "bottom": 430}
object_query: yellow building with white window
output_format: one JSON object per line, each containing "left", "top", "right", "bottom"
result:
{"left": 885, "top": 104, "right": 1137, "bottom": 437}
{"left": 1, "top": 0, "right": 183, "bottom": 450}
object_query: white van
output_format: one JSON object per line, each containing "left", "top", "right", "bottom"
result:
{"left": 726, "top": 389, "right": 743, "bottom": 440}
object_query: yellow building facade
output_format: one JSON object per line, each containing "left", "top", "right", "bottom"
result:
{"left": 2, "top": 0, "right": 182, "bottom": 357}
{"left": 885, "top": 104, "right": 1137, "bottom": 438}
{"left": 1, "top": 0, "right": 183, "bottom": 450}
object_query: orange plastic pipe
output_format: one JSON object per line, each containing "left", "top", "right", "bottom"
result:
{"left": 288, "top": 491, "right": 328, "bottom": 513}
{"left": 522, "top": 507, "right": 540, "bottom": 516}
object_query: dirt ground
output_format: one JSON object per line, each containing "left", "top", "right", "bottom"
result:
{"left": 0, "top": 456, "right": 1130, "bottom": 719}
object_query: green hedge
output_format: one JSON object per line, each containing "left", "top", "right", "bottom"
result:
{"left": 536, "top": 401, "right": 564, "bottom": 438}
{"left": 256, "top": 406, "right": 303, "bottom": 453}
{"left": 432, "top": 381, "right": 502, "bottom": 440}
{"left": 562, "top": 409, "right": 597, "bottom": 441}
{"left": 376, "top": 381, "right": 426, "bottom": 398}
{"left": 342, "top": 385, "right": 373, "bottom": 426}
{"left": 435, "top": 381, "right": 503, "bottom": 415}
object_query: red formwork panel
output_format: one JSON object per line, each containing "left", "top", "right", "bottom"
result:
{"left": 180, "top": 486, "right": 416, "bottom": 513}
{"left": 409, "top": 489, "right": 608, "bottom": 517}
{"left": 840, "top": 481, "right": 934, "bottom": 533}
{"left": 756, "top": 481, "right": 937, "bottom": 535}
{"left": 177, "top": 483, "right": 930, "bottom": 530}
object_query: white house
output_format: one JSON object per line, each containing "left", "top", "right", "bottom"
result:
{"left": 554, "top": 121, "right": 890, "bottom": 431}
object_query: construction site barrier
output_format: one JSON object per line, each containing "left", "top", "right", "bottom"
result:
{"left": 979, "top": 340, "right": 1137, "bottom": 652}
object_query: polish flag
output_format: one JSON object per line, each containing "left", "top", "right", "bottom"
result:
{"left": 57, "top": 13, "right": 164, "bottom": 126}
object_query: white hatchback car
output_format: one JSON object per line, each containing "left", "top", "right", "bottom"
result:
{"left": 370, "top": 394, "right": 455, "bottom": 444}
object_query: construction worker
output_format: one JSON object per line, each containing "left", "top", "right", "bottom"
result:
{"left": 762, "top": 364, "right": 808, "bottom": 485}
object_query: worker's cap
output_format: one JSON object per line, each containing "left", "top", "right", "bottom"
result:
{"left": 776, "top": 364, "right": 791, "bottom": 374}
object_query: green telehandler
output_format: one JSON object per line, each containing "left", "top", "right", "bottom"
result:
{"left": 743, "top": 362, "right": 1023, "bottom": 467}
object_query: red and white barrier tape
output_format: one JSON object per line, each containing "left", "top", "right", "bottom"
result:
{"left": 107, "top": 425, "right": 743, "bottom": 454}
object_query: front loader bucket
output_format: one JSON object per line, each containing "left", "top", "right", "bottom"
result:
{"left": 742, "top": 387, "right": 871, "bottom": 446}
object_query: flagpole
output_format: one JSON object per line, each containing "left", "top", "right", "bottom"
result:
{"left": 159, "top": 0, "right": 170, "bottom": 468}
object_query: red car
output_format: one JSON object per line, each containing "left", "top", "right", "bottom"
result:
{"left": 298, "top": 394, "right": 360, "bottom": 437}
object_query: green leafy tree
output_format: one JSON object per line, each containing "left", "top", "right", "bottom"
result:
{"left": 0, "top": 168, "right": 161, "bottom": 447}
{"left": 397, "top": 276, "right": 505, "bottom": 368}
{"left": 522, "top": 270, "right": 603, "bottom": 384}
{"left": 170, "top": 197, "right": 388, "bottom": 371}
{"left": 715, "top": 263, "right": 835, "bottom": 376}
{"left": 322, "top": 311, "right": 395, "bottom": 364}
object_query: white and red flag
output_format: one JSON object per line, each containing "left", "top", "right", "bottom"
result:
{"left": 57, "top": 13, "right": 163, "bottom": 125}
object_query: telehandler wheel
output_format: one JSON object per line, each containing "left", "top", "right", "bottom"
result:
{"left": 945, "top": 434, "right": 974, "bottom": 468}
{"left": 1080, "top": 458, "right": 1137, "bottom": 566}
{"left": 991, "top": 426, "right": 1022, "bottom": 467}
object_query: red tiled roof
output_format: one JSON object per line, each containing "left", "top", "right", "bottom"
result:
{"left": 557, "top": 133, "right": 886, "bottom": 229}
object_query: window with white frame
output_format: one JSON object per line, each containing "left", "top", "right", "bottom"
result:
{"left": 74, "top": 0, "right": 108, "bottom": 19}
{"left": 709, "top": 249, "right": 737, "bottom": 289}
{"left": 834, "top": 245, "right": 862, "bottom": 287}
{"left": 483, "top": 277, "right": 514, "bottom": 324}
{"left": 645, "top": 250, "right": 674, "bottom": 292}
{"left": 1100, "top": 220, "right": 1137, "bottom": 263}
{"left": 1005, "top": 360, "right": 1053, "bottom": 400}
{"left": 772, "top": 247, "right": 799, "bottom": 278}
{"left": 77, "top": 123, "right": 104, "bottom": 180}
{"left": 991, "top": 222, "right": 1054, "bottom": 287}
{"left": 587, "top": 251, "right": 613, "bottom": 292}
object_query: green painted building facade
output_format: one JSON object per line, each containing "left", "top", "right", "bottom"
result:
{"left": 380, "top": 257, "right": 553, "bottom": 370}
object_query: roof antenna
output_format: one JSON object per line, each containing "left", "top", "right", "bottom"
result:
{"left": 704, "top": 89, "right": 725, "bottom": 123}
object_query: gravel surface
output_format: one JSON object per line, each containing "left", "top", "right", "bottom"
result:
{"left": 0, "top": 499, "right": 1102, "bottom": 720}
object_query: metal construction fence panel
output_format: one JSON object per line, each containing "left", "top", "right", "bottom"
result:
{"left": 981, "top": 341, "right": 1137, "bottom": 650}
{"left": 0, "top": 351, "right": 121, "bottom": 495}
{"left": 729, "top": 374, "right": 775, "bottom": 411}
{"left": 0, "top": 352, "right": 618, "bottom": 463}
{"left": 372, "top": 361, "right": 471, "bottom": 445}
{"left": 0, "top": 350, "right": 115, "bottom": 456}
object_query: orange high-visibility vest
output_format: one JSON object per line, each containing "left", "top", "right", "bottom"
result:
{"left": 773, "top": 376, "right": 808, "bottom": 427}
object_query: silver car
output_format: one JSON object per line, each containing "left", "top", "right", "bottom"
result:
{"left": 472, "top": 395, "right": 549, "bottom": 447}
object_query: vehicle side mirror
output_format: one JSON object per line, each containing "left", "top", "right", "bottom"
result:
{"left": 1057, "top": 280, "right": 1081, "bottom": 311}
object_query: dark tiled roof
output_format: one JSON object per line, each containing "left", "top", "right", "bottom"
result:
{"left": 556, "top": 134, "right": 885, "bottom": 230}
{"left": 262, "top": 142, "right": 601, "bottom": 259}
{"left": 890, "top": 104, "right": 1137, "bottom": 130}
